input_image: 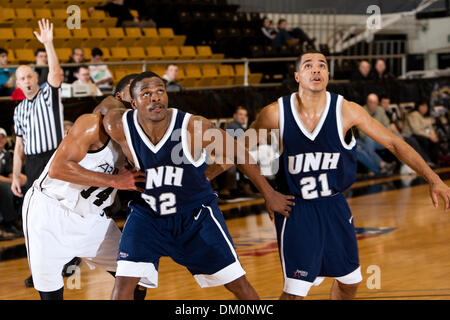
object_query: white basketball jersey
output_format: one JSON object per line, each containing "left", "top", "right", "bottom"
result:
{"left": 35, "top": 138, "right": 125, "bottom": 217}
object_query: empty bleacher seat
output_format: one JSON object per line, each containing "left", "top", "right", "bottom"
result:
{"left": 110, "top": 47, "right": 128, "bottom": 61}
{"left": 142, "top": 28, "right": 159, "bottom": 46}
{"left": 179, "top": 46, "right": 196, "bottom": 60}
{"left": 196, "top": 46, "right": 213, "bottom": 60}
{"left": 128, "top": 47, "right": 146, "bottom": 60}
{"left": 55, "top": 48, "right": 72, "bottom": 62}
{"left": 162, "top": 46, "right": 180, "bottom": 60}
{"left": 146, "top": 46, "right": 164, "bottom": 60}
{"left": 15, "top": 49, "right": 34, "bottom": 63}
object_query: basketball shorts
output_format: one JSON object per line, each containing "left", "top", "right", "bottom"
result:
{"left": 275, "top": 193, "right": 362, "bottom": 297}
{"left": 22, "top": 187, "right": 122, "bottom": 292}
{"left": 116, "top": 197, "right": 245, "bottom": 289}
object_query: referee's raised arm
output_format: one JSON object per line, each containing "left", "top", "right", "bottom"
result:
{"left": 33, "top": 19, "right": 63, "bottom": 88}
{"left": 11, "top": 18, "right": 64, "bottom": 198}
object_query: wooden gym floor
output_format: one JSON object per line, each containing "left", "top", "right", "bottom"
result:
{"left": 0, "top": 168, "right": 449, "bottom": 300}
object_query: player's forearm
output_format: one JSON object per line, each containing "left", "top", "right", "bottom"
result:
{"left": 236, "top": 163, "right": 273, "bottom": 198}
{"left": 12, "top": 143, "right": 25, "bottom": 180}
{"left": 205, "top": 163, "right": 234, "bottom": 181}
{"left": 49, "top": 161, "right": 116, "bottom": 188}
{"left": 389, "top": 136, "right": 440, "bottom": 185}
{"left": 44, "top": 40, "right": 62, "bottom": 87}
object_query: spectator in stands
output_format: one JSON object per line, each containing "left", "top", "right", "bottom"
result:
{"left": 88, "top": 0, "right": 156, "bottom": 28}
{"left": 356, "top": 93, "right": 396, "bottom": 176}
{"left": 63, "top": 120, "right": 74, "bottom": 137}
{"left": 64, "top": 48, "right": 85, "bottom": 83}
{"left": 351, "top": 60, "right": 372, "bottom": 82}
{"left": 380, "top": 96, "right": 434, "bottom": 170}
{"left": 89, "top": 48, "right": 113, "bottom": 90}
{"left": 0, "top": 127, "right": 27, "bottom": 240}
{"left": 402, "top": 100, "right": 440, "bottom": 165}
{"left": 261, "top": 17, "right": 277, "bottom": 45}
{"left": 0, "top": 48, "right": 16, "bottom": 97}
{"left": 220, "top": 106, "right": 254, "bottom": 197}
{"left": 372, "top": 59, "right": 395, "bottom": 80}
{"left": 380, "top": 96, "right": 402, "bottom": 133}
{"left": 34, "top": 48, "right": 49, "bottom": 87}
{"left": 272, "top": 18, "right": 315, "bottom": 48}
{"left": 162, "top": 64, "right": 182, "bottom": 92}
{"left": 73, "top": 65, "right": 103, "bottom": 96}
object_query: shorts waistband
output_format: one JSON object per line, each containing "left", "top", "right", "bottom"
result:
{"left": 293, "top": 192, "right": 344, "bottom": 203}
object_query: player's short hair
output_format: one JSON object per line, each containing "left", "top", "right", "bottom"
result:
{"left": 295, "top": 48, "right": 327, "bottom": 71}
{"left": 129, "top": 71, "right": 164, "bottom": 99}
{"left": 0, "top": 48, "right": 7, "bottom": 55}
{"left": 75, "top": 65, "right": 89, "bottom": 73}
{"left": 35, "top": 48, "right": 46, "bottom": 56}
{"left": 91, "top": 48, "right": 103, "bottom": 57}
{"left": 113, "top": 73, "right": 139, "bottom": 95}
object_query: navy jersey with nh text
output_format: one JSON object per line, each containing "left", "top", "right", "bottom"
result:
{"left": 276, "top": 91, "right": 357, "bottom": 200}
{"left": 122, "top": 108, "right": 216, "bottom": 216}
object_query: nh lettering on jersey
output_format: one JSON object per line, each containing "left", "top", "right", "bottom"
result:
{"left": 288, "top": 152, "right": 340, "bottom": 174}
{"left": 145, "top": 165, "right": 184, "bottom": 189}
{"left": 142, "top": 165, "right": 184, "bottom": 215}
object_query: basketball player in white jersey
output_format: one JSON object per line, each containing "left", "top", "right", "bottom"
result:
{"left": 22, "top": 74, "right": 148, "bottom": 300}
{"left": 207, "top": 49, "right": 450, "bottom": 300}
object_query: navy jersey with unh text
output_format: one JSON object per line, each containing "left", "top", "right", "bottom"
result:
{"left": 276, "top": 92, "right": 357, "bottom": 200}
{"left": 122, "top": 108, "right": 216, "bottom": 216}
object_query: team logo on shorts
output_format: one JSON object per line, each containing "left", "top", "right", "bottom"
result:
{"left": 293, "top": 269, "right": 308, "bottom": 278}
{"left": 118, "top": 252, "right": 129, "bottom": 259}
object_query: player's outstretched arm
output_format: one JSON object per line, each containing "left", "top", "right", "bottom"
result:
{"left": 49, "top": 113, "right": 145, "bottom": 191}
{"left": 189, "top": 114, "right": 294, "bottom": 219}
{"left": 342, "top": 99, "right": 450, "bottom": 211}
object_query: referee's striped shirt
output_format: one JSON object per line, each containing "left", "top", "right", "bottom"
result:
{"left": 13, "top": 82, "right": 64, "bottom": 155}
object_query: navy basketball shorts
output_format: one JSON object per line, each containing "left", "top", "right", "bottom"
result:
{"left": 116, "top": 198, "right": 245, "bottom": 288}
{"left": 275, "top": 193, "right": 362, "bottom": 297}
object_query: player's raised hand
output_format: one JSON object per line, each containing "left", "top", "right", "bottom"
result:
{"left": 265, "top": 190, "right": 295, "bottom": 221}
{"left": 33, "top": 19, "right": 54, "bottom": 45}
{"left": 429, "top": 180, "right": 450, "bottom": 211}
{"left": 111, "top": 167, "right": 146, "bottom": 192}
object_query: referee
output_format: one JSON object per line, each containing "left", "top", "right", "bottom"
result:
{"left": 11, "top": 19, "right": 63, "bottom": 198}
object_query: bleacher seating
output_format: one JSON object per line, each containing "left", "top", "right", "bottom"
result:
{"left": 0, "top": 1, "right": 264, "bottom": 88}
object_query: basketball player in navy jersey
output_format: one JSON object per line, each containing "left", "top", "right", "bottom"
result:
{"left": 23, "top": 74, "right": 149, "bottom": 300}
{"left": 103, "top": 71, "right": 295, "bottom": 299}
{"left": 208, "top": 49, "right": 450, "bottom": 300}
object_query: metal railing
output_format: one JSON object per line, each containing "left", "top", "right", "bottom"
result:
{"left": 1, "top": 53, "right": 408, "bottom": 92}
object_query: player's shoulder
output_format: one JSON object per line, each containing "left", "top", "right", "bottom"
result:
{"left": 251, "top": 101, "right": 280, "bottom": 130}
{"left": 73, "top": 113, "right": 103, "bottom": 130}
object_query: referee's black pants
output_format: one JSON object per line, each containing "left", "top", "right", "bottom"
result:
{"left": 23, "top": 149, "right": 55, "bottom": 195}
